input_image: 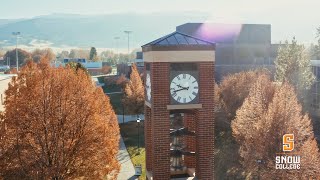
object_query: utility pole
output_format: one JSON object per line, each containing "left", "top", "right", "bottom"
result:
{"left": 12, "top": 32, "right": 20, "bottom": 72}
{"left": 124, "top": 31, "right": 132, "bottom": 62}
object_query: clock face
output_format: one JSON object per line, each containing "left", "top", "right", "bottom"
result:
{"left": 146, "top": 73, "right": 151, "bottom": 101}
{"left": 170, "top": 74, "right": 199, "bottom": 104}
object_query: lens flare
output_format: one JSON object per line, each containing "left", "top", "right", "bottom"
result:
{"left": 195, "top": 23, "right": 243, "bottom": 43}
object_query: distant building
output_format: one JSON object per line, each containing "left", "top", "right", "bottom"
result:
{"left": 0, "top": 57, "right": 15, "bottom": 69}
{"left": 63, "top": 58, "right": 87, "bottom": 63}
{"left": 117, "top": 52, "right": 144, "bottom": 77}
{"left": 310, "top": 60, "right": 320, "bottom": 116}
{"left": 54, "top": 58, "right": 106, "bottom": 76}
{"left": 135, "top": 52, "right": 144, "bottom": 67}
{"left": 0, "top": 65, "right": 10, "bottom": 72}
{"left": 0, "top": 74, "right": 17, "bottom": 111}
{"left": 176, "top": 23, "right": 278, "bottom": 81}
{"left": 117, "top": 63, "right": 130, "bottom": 76}
{"left": 134, "top": 51, "right": 144, "bottom": 73}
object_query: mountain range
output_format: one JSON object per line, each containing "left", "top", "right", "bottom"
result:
{"left": 0, "top": 13, "right": 318, "bottom": 52}
{"left": 0, "top": 13, "right": 209, "bottom": 50}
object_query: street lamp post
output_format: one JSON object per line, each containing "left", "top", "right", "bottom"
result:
{"left": 122, "top": 103, "right": 125, "bottom": 124}
{"left": 256, "top": 159, "right": 264, "bottom": 180}
{"left": 114, "top": 37, "right": 120, "bottom": 63}
{"left": 12, "top": 32, "right": 20, "bottom": 72}
{"left": 137, "top": 117, "right": 141, "bottom": 154}
{"left": 124, "top": 31, "right": 132, "bottom": 62}
{"left": 7, "top": 57, "right": 10, "bottom": 67}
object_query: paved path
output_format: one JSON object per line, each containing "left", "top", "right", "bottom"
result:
{"left": 117, "top": 136, "right": 137, "bottom": 180}
{"left": 117, "top": 115, "right": 144, "bottom": 124}
{"left": 105, "top": 92, "right": 123, "bottom": 95}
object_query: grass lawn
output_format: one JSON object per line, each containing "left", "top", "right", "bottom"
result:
{"left": 99, "top": 77, "right": 127, "bottom": 115}
{"left": 97, "top": 76, "right": 122, "bottom": 93}
{"left": 120, "top": 121, "right": 146, "bottom": 180}
{"left": 107, "top": 93, "right": 131, "bottom": 115}
{"left": 97, "top": 76, "right": 105, "bottom": 84}
{"left": 108, "top": 93, "right": 125, "bottom": 115}
{"left": 102, "top": 85, "right": 122, "bottom": 93}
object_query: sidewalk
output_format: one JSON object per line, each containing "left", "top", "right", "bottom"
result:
{"left": 117, "top": 115, "right": 144, "bottom": 124}
{"left": 117, "top": 136, "right": 137, "bottom": 180}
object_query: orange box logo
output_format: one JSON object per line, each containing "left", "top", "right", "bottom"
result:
{"left": 283, "top": 134, "right": 294, "bottom": 152}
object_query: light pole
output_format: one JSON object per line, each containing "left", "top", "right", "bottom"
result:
{"left": 122, "top": 103, "right": 125, "bottom": 124}
{"left": 137, "top": 117, "right": 141, "bottom": 154}
{"left": 12, "top": 32, "right": 20, "bottom": 72}
{"left": 114, "top": 37, "right": 120, "bottom": 63}
{"left": 7, "top": 57, "right": 10, "bottom": 67}
{"left": 124, "top": 31, "right": 132, "bottom": 62}
{"left": 256, "top": 159, "right": 264, "bottom": 180}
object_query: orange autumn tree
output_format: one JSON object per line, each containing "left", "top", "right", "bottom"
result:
{"left": 122, "top": 64, "right": 144, "bottom": 115}
{"left": 0, "top": 112, "right": 9, "bottom": 177}
{"left": 116, "top": 74, "right": 128, "bottom": 89}
{"left": 219, "top": 70, "right": 272, "bottom": 120}
{"left": 102, "top": 65, "right": 112, "bottom": 74}
{"left": 232, "top": 81, "right": 320, "bottom": 179}
{"left": 215, "top": 71, "right": 273, "bottom": 179}
{"left": 2, "top": 58, "right": 120, "bottom": 179}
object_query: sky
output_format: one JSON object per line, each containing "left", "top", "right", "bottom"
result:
{"left": 0, "top": 0, "right": 318, "bottom": 19}
{"left": 1, "top": 0, "right": 320, "bottom": 43}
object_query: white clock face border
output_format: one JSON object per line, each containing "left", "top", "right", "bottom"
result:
{"left": 170, "top": 73, "right": 199, "bottom": 104}
{"left": 146, "top": 73, "right": 151, "bottom": 101}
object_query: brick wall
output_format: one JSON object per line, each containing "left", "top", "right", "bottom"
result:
{"left": 195, "top": 62, "right": 215, "bottom": 179}
{"left": 184, "top": 112, "right": 196, "bottom": 168}
{"left": 150, "top": 62, "right": 171, "bottom": 180}
{"left": 144, "top": 106, "right": 153, "bottom": 171}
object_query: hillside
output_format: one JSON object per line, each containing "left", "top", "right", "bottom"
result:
{"left": 0, "top": 13, "right": 208, "bottom": 49}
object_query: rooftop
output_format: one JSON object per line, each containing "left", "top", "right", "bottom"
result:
{"left": 142, "top": 31, "right": 215, "bottom": 52}
{"left": 142, "top": 31, "right": 214, "bottom": 47}
{"left": 311, "top": 60, "right": 320, "bottom": 67}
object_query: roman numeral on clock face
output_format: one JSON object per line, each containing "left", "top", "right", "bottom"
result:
{"left": 170, "top": 73, "right": 199, "bottom": 104}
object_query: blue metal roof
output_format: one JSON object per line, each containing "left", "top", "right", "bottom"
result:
{"left": 142, "top": 31, "right": 214, "bottom": 47}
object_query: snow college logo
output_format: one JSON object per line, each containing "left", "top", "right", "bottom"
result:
{"left": 275, "top": 134, "right": 300, "bottom": 170}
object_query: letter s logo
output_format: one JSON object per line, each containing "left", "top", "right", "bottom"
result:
{"left": 283, "top": 134, "right": 294, "bottom": 152}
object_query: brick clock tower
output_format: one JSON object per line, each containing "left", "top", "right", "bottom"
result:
{"left": 142, "top": 31, "right": 215, "bottom": 180}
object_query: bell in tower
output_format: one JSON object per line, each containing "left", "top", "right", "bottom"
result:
{"left": 170, "top": 113, "right": 185, "bottom": 173}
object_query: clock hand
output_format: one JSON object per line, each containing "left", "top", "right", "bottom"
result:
{"left": 173, "top": 88, "right": 187, "bottom": 93}
{"left": 177, "top": 84, "right": 189, "bottom": 89}
{"left": 177, "top": 84, "right": 184, "bottom": 88}
{"left": 173, "top": 87, "right": 189, "bottom": 93}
